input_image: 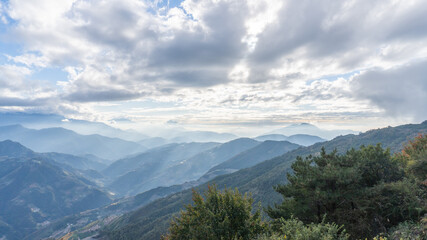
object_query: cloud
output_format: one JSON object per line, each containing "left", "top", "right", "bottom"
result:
{"left": 352, "top": 59, "right": 427, "bottom": 121}
{"left": 247, "top": 0, "right": 427, "bottom": 83}
{"left": 4, "top": 0, "right": 251, "bottom": 102}
{"left": 0, "top": 96, "right": 49, "bottom": 106}
{"left": 0, "top": 64, "right": 60, "bottom": 111}
{"left": 0, "top": 0, "right": 426, "bottom": 129}
{"left": 6, "top": 54, "right": 49, "bottom": 67}
{"left": 6, "top": 0, "right": 427, "bottom": 92}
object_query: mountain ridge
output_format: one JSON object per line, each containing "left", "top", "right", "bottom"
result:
{"left": 268, "top": 123, "right": 358, "bottom": 140}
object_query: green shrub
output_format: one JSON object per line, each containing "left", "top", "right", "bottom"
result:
{"left": 257, "top": 217, "right": 349, "bottom": 240}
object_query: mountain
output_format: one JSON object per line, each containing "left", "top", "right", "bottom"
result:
{"left": 0, "top": 139, "right": 37, "bottom": 159}
{"left": 138, "top": 137, "right": 169, "bottom": 149}
{"left": 116, "top": 138, "right": 261, "bottom": 195}
{"left": 0, "top": 125, "right": 146, "bottom": 160}
{"left": 255, "top": 133, "right": 325, "bottom": 146}
{"left": 200, "top": 140, "right": 301, "bottom": 183}
{"left": 286, "top": 134, "right": 326, "bottom": 146}
{"left": 103, "top": 142, "right": 221, "bottom": 194}
{"left": 39, "top": 152, "right": 106, "bottom": 171}
{"left": 0, "top": 140, "right": 105, "bottom": 171}
{"left": 59, "top": 119, "right": 148, "bottom": 142}
{"left": 268, "top": 123, "right": 358, "bottom": 140}
{"left": 139, "top": 131, "right": 240, "bottom": 149}
{"left": 168, "top": 130, "right": 238, "bottom": 143}
{"left": 0, "top": 142, "right": 113, "bottom": 240}
{"left": 99, "top": 121, "right": 427, "bottom": 240}
{"left": 254, "top": 134, "right": 288, "bottom": 141}
{"left": 0, "top": 140, "right": 107, "bottom": 184}
{"left": 25, "top": 140, "right": 300, "bottom": 239}
{"left": 0, "top": 112, "right": 148, "bottom": 142}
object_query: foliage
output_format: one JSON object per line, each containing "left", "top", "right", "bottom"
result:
{"left": 383, "top": 220, "right": 427, "bottom": 240}
{"left": 257, "top": 217, "right": 349, "bottom": 240}
{"left": 396, "top": 134, "right": 427, "bottom": 181}
{"left": 162, "top": 185, "right": 266, "bottom": 240}
{"left": 267, "top": 144, "right": 425, "bottom": 238}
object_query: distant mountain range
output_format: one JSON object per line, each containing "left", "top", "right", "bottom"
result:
{"left": 0, "top": 141, "right": 113, "bottom": 240}
{"left": 138, "top": 137, "right": 169, "bottom": 149}
{"left": 267, "top": 123, "right": 358, "bottom": 140}
{"left": 168, "top": 131, "right": 238, "bottom": 143}
{"left": 254, "top": 133, "right": 325, "bottom": 146}
{"left": 0, "top": 112, "right": 238, "bottom": 144}
{"left": 0, "top": 125, "right": 146, "bottom": 160}
{"left": 105, "top": 139, "right": 262, "bottom": 196}
{"left": 103, "top": 142, "right": 220, "bottom": 185}
{"left": 138, "top": 138, "right": 260, "bottom": 193}
{"left": 0, "top": 112, "right": 148, "bottom": 142}
{"left": 39, "top": 152, "right": 106, "bottom": 171}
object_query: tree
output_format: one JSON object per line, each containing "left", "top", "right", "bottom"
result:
{"left": 163, "top": 185, "right": 266, "bottom": 240}
{"left": 267, "top": 144, "right": 424, "bottom": 238}
{"left": 396, "top": 134, "right": 427, "bottom": 182}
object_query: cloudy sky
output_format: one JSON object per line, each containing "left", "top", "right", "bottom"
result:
{"left": 0, "top": 0, "right": 426, "bottom": 135}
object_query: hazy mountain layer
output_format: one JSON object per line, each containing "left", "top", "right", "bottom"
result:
{"left": 117, "top": 138, "right": 261, "bottom": 195}
{"left": 103, "top": 142, "right": 221, "bottom": 194}
{"left": 268, "top": 123, "right": 358, "bottom": 140}
{"left": 255, "top": 134, "right": 325, "bottom": 146}
{"left": 0, "top": 125, "right": 146, "bottom": 160}
{"left": 138, "top": 137, "right": 169, "bottom": 149}
{"left": 168, "top": 130, "right": 238, "bottom": 143}
{"left": 0, "top": 112, "right": 148, "bottom": 141}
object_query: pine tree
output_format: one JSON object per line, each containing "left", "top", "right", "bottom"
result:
{"left": 267, "top": 145, "right": 424, "bottom": 238}
{"left": 163, "top": 185, "right": 266, "bottom": 240}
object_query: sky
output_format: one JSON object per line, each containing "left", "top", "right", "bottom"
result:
{"left": 0, "top": 0, "right": 426, "bottom": 136}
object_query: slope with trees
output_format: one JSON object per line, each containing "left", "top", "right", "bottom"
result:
{"left": 99, "top": 121, "right": 427, "bottom": 239}
{"left": 200, "top": 140, "right": 301, "bottom": 183}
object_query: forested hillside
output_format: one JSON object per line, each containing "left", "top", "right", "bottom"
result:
{"left": 101, "top": 121, "right": 427, "bottom": 239}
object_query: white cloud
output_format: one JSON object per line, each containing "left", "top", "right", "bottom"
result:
{"left": 352, "top": 59, "right": 427, "bottom": 121}
{"left": 6, "top": 54, "right": 49, "bottom": 67}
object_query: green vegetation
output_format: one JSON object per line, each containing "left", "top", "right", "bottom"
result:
{"left": 268, "top": 143, "right": 425, "bottom": 238}
{"left": 396, "top": 133, "right": 427, "bottom": 181}
{"left": 163, "top": 186, "right": 266, "bottom": 240}
{"left": 256, "top": 217, "right": 349, "bottom": 240}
